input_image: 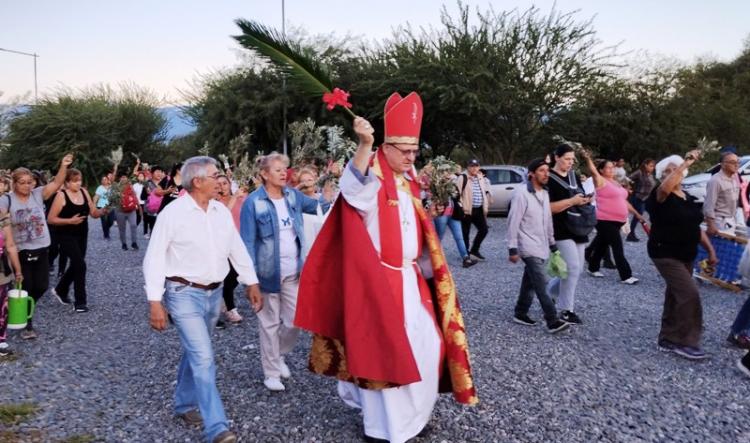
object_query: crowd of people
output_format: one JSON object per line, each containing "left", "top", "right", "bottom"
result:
{"left": 2, "top": 96, "right": 750, "bottom": 442}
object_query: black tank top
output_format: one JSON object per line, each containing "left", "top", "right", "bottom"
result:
{"left": 57, "top": 190, "right": 90, "bottom": 236}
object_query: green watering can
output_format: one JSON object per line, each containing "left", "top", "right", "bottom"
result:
{"left": 7, "top": 282, "right": 35, "bottom": 330}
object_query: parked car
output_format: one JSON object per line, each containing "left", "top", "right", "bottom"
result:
{"left": 481, "top": 165, "right": 527, "bottom": 215}
{"left": 682, "top": 155, "right": 750, "bottom": 203}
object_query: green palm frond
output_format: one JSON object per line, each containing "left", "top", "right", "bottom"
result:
{"left": 233, "top": 19, "right": 334, "bottom": 98}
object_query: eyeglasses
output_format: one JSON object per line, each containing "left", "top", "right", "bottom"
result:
{"left": 386, "top": 144, "right": 419, "bottom": 158}
{"left": 723, "top": 160, "right": 740, "bottom": 165}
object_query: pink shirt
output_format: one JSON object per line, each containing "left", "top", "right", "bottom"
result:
{"left": 230, "top": 195, "right": 247, "bottom": 231}
{"left": 596, "top": 180, "right": 629, "bottom": 222}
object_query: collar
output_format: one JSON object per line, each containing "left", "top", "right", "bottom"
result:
{"left": 258, "top": 185, "right": 289, "bottom": 201}
{"left": 185, "top": 192, "right": 220, "bottom": 212}
{"left": 526, "top": 181, "right": 545, "bottom": 193}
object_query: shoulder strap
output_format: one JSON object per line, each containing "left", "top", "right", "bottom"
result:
{"left": 461, "top": 174, "right": 469, "bottom": 192}
{"left": 5, "top": 194, "right": 10, "bottom": 211}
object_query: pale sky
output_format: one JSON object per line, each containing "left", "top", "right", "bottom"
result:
{"left": 2, "top": 0, "right": 749, "bottom": 104}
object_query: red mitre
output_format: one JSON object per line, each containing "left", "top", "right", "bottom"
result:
{"left": 383, "top": 92, "right": 423, "bottom": 144}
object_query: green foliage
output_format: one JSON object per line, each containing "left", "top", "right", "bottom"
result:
{"left": 0, "top": 403, "right": 37, "bottom": 425}
{"left": 1, "top": 85, "right": 166, "bottom": 184}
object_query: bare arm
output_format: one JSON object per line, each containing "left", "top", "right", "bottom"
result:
{"left": 83, "top": 189, "right": 104, "bottom": 219}
{"left": 699, "top": 230, "right": 718, "bottom": 264}
{"left": 42, "top": 153, "right": 74, "bottom": 200}
{"left": 582, "top": 151, "right": 605, "bottom": 189}
{"left": 2, "top": 224, "right": 23, "bottom": 282}
{"left": 656, "top": 150, "right": 700, "bottom": 203}
{"left": 550, "top": 194, "right": 589, "bottom": 214}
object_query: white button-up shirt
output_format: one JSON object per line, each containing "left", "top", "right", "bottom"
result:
{"left": 143, "top": 193, "right": 259, "bottom": 301}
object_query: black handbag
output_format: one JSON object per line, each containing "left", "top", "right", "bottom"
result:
{"left": 451, "top": 175, "right": 470, "bottom": 221}
{"left": 549, "top": 172, "right": 596, "bottom": 237}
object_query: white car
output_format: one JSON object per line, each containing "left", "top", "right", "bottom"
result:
{"left": 482, "top": 165, "right": 527, "bottom": 215}
{"left": 682, "top": 155, "right": 750, "bottom": 203}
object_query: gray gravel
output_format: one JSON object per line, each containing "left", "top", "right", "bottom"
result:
{"left": 1, "top": 218, "right": 748, "bottom": 442}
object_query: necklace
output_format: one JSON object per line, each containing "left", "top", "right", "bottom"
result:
{"left": 394, "top": 176, "right": 411, "bottom": 229}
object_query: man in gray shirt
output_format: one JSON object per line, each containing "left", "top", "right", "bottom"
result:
{"left": 507, "top": 158, "right": 569, "bottom": 334}
{"left": 704, "top": 152, "right": 740, "bottom": 235}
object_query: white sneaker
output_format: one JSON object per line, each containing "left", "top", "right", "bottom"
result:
{"left": 144, "top": 233, "right": 150, "bottom": 239}
{"left": 279, "top": 358, "right": 291, "bottom": 379}
{"left": 621, "top": 277, "right": 639, "bottom": 285}
{"left": 263, "top": 377, "right": 285, "bottom": 391}
{"left": 587, "top": 270, "right": 605, "bottom": 278}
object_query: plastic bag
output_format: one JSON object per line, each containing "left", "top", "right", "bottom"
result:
{"left": 547, "top": 250, "right": 568, "bottom": 279}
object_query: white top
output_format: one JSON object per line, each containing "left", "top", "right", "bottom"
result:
{"left": 133, "top": 182, "right": 145, "bottom": 204}
{"left": 270, "top": 197, "right": 299, "bottom": 278}
{"left": 143, "top": 193, "right": 259, "bottom": 301}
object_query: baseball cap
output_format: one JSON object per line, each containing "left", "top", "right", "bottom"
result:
{"left": 467, "top": 159, "right": 480, "bottom": 167}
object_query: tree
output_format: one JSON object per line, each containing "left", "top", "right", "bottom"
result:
{"left": 1, "top": 84, "right": 166, "bottom": 184}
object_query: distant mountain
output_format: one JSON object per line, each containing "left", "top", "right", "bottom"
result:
{"left": 159, "top": 106, "right": 196, "bottom": 140}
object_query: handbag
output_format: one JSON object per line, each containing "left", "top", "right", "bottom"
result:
{"left": 549, "top": 172, "right": 596, "bottom": 237}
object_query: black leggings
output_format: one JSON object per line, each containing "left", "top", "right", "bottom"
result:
{"left": 223, "top": 263, "right": 239, "bottom": 311}
{"left": 20, "top": 248, "right": 50, "bottom": 329}
{"left": 48, "top": 227, "right": 68, "bottom": 275}
{"left": 588, "top": 220, "right": 632, "bottom": 280}
{"left": 461, "top": 207, "right": 489, "bottom": 254}
{"left": 56, "top": 234, "right": 88, "bottom": 308}
{"left": 143, "top": 213, "right": 156, "bottom": 235}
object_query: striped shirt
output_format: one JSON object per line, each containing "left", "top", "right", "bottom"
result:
{"left": 471, "top": 177, "right": 483, "bottom": 208}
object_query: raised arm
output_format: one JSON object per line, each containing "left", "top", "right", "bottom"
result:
{"left": 42, "top": 153, "right": 74, "bottom": 200}
{"left": 351, "top": 117, "right": 374, "bottom": 175}
{"left": 657, "top": 150, "right": 700, "bottom": 203}
{"left": 581, "top": 150, "right": 604, "bottom": 189}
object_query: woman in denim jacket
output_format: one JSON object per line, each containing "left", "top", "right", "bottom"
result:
{"left": 240, "top": 152, "right": 324, "bottom": 391}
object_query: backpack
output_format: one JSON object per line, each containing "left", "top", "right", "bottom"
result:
{"left": 121, "top": 186, "right": 138, "bottom": 213}
{"left": 549, "top": 172, "right": 596, "bottom": 237}
{"left": 450, "top": 174, "right": 471, "bottom": 221}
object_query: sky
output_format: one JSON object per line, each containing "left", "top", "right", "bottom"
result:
{"left": 2, "top": 0, "right": 749, "bottom": 105}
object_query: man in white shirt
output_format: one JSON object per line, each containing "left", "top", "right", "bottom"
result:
{"left": 143, "top": 156, "right": 262, "bottom": 443}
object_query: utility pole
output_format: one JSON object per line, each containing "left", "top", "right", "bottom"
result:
{"left": 0, "top": 47, "right": 39, "bottom": 104}
{"left": 281, "top": 0, "right": 288, "bottom": 156}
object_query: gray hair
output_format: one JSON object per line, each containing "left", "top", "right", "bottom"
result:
{"left": 258, "top": 152, "right": 290, "bottom": 183}
{"left": 181, "top": 156, "right": 218, "bottom": 192}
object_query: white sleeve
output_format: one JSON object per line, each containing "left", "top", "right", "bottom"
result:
{"left": 339, "top": 161, "right": 380, "bottom": 214}
{"left": 229, "top": 226, "right": 259, "bottom": 286}
{"left": 143, "top": 211, "right": 171, "bottom": 301}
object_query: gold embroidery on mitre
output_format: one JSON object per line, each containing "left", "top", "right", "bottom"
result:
{"left": 385, "top": 136, "right": 419, "bottom": 144}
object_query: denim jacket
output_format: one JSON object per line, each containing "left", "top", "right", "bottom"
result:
{"left": 240, "top": 186, "right": 320, "bottom": 293}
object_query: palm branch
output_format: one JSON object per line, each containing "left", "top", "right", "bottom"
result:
{"left": 233, "top": 19, "right": 355, "bottom": 118}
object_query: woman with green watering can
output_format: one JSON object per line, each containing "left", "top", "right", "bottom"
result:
{"left": 0, "top": 153, "right": 74, "bottom": 340}
{"left": 0, "top": 211, "right": 24, "bottom": 356}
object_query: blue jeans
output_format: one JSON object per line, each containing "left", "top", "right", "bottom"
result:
{"left": 433, "top": 215, "right": 469, "bottom": 258}
{"left": 629, "top": 196, "right": 647, "bottom": 236}
{"left": 164, "top": 282, "right": 227, "bottom": 442}
{"left": 731, "top": 295, "right": 750, "bottom": 335}
{"left": 516, "top": 257, "right": 558, "bottom": 323}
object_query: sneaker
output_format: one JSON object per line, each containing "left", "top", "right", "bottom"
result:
{"left": 20, "top": 328, "right": 37, "bottom": 340}
{"left": 625, "top": 235, "right": 640, "bottom": 242}
{"left": 0, "top": 342, "right": 13, "bottom": 357}
{"left": 225, "top": 308, "right": 243, "bottom": 324}
{"left": 621, "top": 277, "right": 639, "bottom": 285}
{"left": 51, "top": 288, "right": 72, "bottom": 305}
{"left": 737, "top": 353, "right": 750, "bottom": 379}
{"left": 672, "top": 345, "right": 709, "bottom": 360}
{"left": 121, "top": 243, "right": 128, "bottom": 251}
{"left": 658, "top": 339, "right": 677, "bottom": 352}
{"left": 280, "top": 358, "right": 291, "bottom": 379}
{"left": 462, "top": 256, "right": 477, "bottom": 268}
{"left": 546, "top": 319, "right": 570, "bottom": 334}
{"left": 177, "top": 409, "right": 203, "bottom": 426}
{"left": 512, "top": 314, "right": 537, "bottom": 326}
{"left": 144, "top": 233, "right": 150, "bottom": 239}
{"left": 587, "top": 270, "right": 605, "bottom": 278}
{"left": 470, "top": 251, "right": 486, "bottom": 261}
{"left": 131, "top": 242, "right": 139, "bottom": 250}
{"left": 212, "top": 431, "right": 237, "bottom": 443}
{"left": 263, "top": 377, "right": 285, "bottom": 391}
{"left": 74, "top": 306, "right": 89, "bottom": 313}
{"left": 560, "top": 310, "right": 582, "bottom": 325}
{"left": 215, "top": 320, "right": 226, "bottom": 330}
{"left": 727, "top": 333, "right": 750, "bottom": 350}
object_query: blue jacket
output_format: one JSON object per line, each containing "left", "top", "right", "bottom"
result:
{"left": 240, "top": 186, "right": 321, "bottom": 293}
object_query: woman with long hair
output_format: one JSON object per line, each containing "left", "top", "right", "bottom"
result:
{"left": 48, "top": 169, "right": 107, "bottom": 312}
{"left": 584, "top": 156, "right": 647, "bottom": 284}
{"left": 0, "top": 153, "right": 73, "bottom": 339}
{"left": 215, "top": 174, "right": 247, "bottom": 326}
{"left": 626, "top": 158, "right": 656, "bottom": 242}
{"left": 545, "top": 145, "right": 593, "bottom": 325}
